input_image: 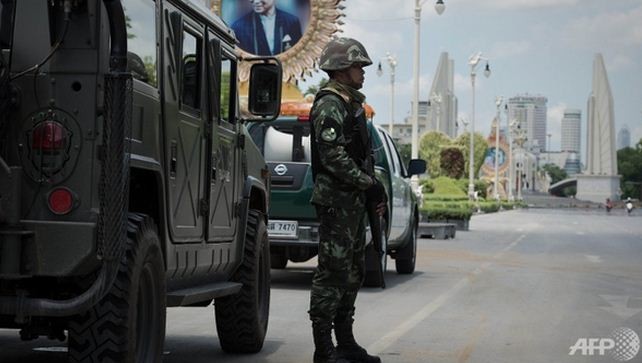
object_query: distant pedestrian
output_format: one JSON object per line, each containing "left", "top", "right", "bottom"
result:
{"left": 626, "top": 197, "right": 634, "bottom": 216}
{"left": 605, "top": 198, "right": 613, "bottom": 213}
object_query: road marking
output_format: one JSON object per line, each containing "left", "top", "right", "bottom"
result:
{"left": 367, "top": 234, "right": 526, "bottom": 355}
{"left": 585, "top": 255, "right": 602, "bottom": 263}
{"left": 576, "top": 231, "right": 585, "bottom": 235}
{"left": 600, "top": 295, "right": 642, "bottom": 320}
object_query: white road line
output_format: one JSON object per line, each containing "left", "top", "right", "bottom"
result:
{"left": 367, "top": 234, "right": 527, "bottom": 355}
{"left": 585, "top": 255, "right": 602, "bottom": 263}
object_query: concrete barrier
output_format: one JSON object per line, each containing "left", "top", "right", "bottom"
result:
{"left": 418, "top": 222, "right": 456, "bottom": 239}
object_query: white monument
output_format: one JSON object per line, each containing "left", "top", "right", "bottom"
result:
{"left": 576, "top": 54, "right": 621, "bottom": 203}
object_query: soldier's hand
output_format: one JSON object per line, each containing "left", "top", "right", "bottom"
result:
{"left": 375, "top": 201, "right": 386, "bottom": 216}
{"left": 366, "top": 177, "right": 386, "bottom": 204}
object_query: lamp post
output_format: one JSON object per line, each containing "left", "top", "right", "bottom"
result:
{"left": 546, "top": 133, "right": 552, "bottom": 163}
{"left": 377, "top": 53, "right": 398, "bottom": 136}
{"left": 467, "top": 52, "right": 491, "bottom": 199}
{"left": 411, "top": 0, "right": 446, "bottom": 163}
{"left": 508, "top": 118, "right": 519, "bottom": 201}
{"left": 459, "top": 116, "right": 468, "bottom": 136}
{"left": 514, "top": 128, "right": 527, "bottom": 200}
{"left": 493, "top": 96, "right": 503, "bottom": 200}
{"left": 430, "top": 91, "right": 442, "bottom": 133}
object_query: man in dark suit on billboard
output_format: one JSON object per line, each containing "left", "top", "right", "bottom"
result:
{"left": 232, "top": 0, "right": 303, "bottom": 56}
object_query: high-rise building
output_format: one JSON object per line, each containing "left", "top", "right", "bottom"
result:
{"left": 507, "top": 94, "right": 548, "bottom": 154}
{"left": 561, "top": 109, "right": 581, "bottom": 155}
{"left": 617, "top": 126, "right": 631, "bottom": 150}
{"left": 427, "top": 52, "right": 458, "bottom": 138}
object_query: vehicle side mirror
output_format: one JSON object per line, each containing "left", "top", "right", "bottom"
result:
{"left": 407, "top": 159, "right": 426, "bottom": 176}
{"left": 247, "top": 60, "right": 282, "bottom": 121}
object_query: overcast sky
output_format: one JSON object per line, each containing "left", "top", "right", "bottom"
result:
{"left": 299, "top": 0, "right": 642, "bottom": 154}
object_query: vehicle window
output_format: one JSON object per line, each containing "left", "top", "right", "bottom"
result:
{"left": 387, "top": 133, "right": 407, "bottom": 176}
{"left": 181, "top": 29, "right": 202, "bottom": 111}
{"left": 220, "top": 56, "right": 234, "bottom": 122}
{"left": 123, "top": 0, "right": 157, "bottom": 87}
{"left": 372, "top": 129, "right": 395, "bottom": 173}
{"left": 383, "top": 132, "right": 402, "bottom": 176}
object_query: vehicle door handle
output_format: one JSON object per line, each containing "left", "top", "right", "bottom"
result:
{"left": 170, "top": 140, "right": 177, "bottom": 178}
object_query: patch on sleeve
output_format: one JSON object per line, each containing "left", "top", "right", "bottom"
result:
{"left": 318, "top": 117, "right": 342, "bottom": 143}
{"left": 321, "top": 127, "right": 337, "bottom": 142}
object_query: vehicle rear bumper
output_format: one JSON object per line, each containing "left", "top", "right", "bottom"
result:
{"left": 268, "top": 221, "right": 319, "bottom": 246}
{"left": 0, "top": 220, "right": 96, "bottom": 278}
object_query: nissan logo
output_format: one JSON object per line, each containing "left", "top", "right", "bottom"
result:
{"left": 274, "top": 164, "right": 288, "bottom": 176}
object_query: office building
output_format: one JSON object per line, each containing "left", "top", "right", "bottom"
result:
{"left": 507, "top": 94, "right": 548, "bottom": 154}
{"left": 617, "top": 126, "right": 631, "bottom": 150}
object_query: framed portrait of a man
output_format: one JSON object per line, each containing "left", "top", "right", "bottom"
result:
{"left": 220, "top": 0, "right": 310, "bottom": 56}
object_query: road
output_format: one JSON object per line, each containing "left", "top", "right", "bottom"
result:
{"left": 1, "top": 208, "right": 641, "bottom": 362}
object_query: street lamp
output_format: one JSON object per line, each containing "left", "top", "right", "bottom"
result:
{"left": 546, "top": 133, "right": 552, "bottom": 163}
{"left": 508, "top": 118, "right": 519, "bottom": 201}
{"left": 411, "top": 0, "right": 446, "bottom": 164}
{"left": 493, "top": 96, "right": 503, "bottom": 200}
{"left": 430, "top": 91, "right": 442, "bottom": 133}
{"left": 514, "top": 127, "right": 527, "bottom": 200}
{"left": 377, "top": 53, "right": 398, "bottom": 136}
{"left": 459, "top": 116, "right": 468, "bottom": 136}
{"left": 467, "top": 51, "right": 491, "bottom": 199}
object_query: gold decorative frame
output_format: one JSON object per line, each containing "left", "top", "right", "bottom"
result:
{"left": 211, "top": 0, "right": 345, "bottom": 82}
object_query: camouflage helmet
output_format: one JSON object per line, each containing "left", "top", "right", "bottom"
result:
{"left": 318, "top": 37, "right": 373, "bottom": 72}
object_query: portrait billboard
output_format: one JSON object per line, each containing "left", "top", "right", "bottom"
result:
{"left": 221, "top": 0, "right": 311, "bottom": 56}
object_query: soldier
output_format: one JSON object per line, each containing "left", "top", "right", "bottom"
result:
{"left": 308, "top": 37, "right": 386, "bottom": 363}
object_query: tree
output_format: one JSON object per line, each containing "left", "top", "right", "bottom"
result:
{"left": 542, "top": 163, "right": 568, "bottom": 185}
{"left": 440, "top": 146, "right": 465, "bottom": 178}
{"left": 398, "top": 143, "right": 411, "bottom": 167}
{"left": 454, "top": 132, "right": 488, "bottom": 180}
{"left": 418, "top": 131, "right": 452, "bottom": 178}
{"left": 617, "top": 139, "right": 642, "bottom": 199}
{"left": 304, "top": 78, "right": 329, "bottom": 96}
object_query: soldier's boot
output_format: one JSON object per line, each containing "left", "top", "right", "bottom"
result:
{"left": 313, "top": 323, "right": 349, "bottom": 363}
{"left": 335, "top": 321, "right": 381, "bottom": 363}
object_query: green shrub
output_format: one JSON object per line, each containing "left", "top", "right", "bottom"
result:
{"left": 431, "top": 176, "right": 466, "bottom": 196}
{"left": 478, "top": 202, "right": 500, "bottom": 213}
{"left": 420, "top": 207, "right": 473, "bottom": 221}
{"left": 424, "top": 194, "right": 469, "bottom": 202}
{"left": 420, "top": 179, "right": 435, "bottom": 194}
{"left": 474, "top": 180, "right": 489, "bottom": 199}
{"left": 440, "top": 147, "right": 465, "bottom": 179}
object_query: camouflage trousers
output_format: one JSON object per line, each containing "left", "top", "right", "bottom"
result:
{"left": 309, "top": 205, "right": 366, "bottom": 325}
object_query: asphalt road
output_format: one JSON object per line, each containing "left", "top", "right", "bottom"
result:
{"left": 1, "top": 208, "right": 641, "bottom": 362}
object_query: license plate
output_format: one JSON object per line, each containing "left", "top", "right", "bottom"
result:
{"left": 267, "top": 220, "right": 298, "bottom": 238}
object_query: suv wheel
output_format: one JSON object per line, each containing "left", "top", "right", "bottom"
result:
{"left": 68, "top": 214, "right": 166, "bottom": 363}
{"left": 215, "top": 209, "right": 270, "bottom": 353}
{"left": 395, "top": 218, "right": 417, "bottom": 274}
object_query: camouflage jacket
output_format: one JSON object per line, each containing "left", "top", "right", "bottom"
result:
{"left": 309, "top": 80, "right": 373, "bottom": 209}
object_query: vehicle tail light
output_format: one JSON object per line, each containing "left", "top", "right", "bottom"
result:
{"left": 47, "top": 187, "right": 74, "bottom": 215}
{"left": 32, "top": 121, "right": 66, "bottom": 152}
{"left": 297, "top": 115, "right": 310, "bottom": 122}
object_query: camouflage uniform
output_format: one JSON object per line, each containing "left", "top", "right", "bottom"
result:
{"left": 308, "top": 38, "right": 381, "bottom": 363}
{"left": 309, "top": 80, "right": 372, "bottom": 323}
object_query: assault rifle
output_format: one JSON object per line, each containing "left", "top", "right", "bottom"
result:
{"left": 366, "top": 192, "right": 386, "bottom": 288}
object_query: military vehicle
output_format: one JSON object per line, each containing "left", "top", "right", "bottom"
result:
{"left": 0, "top": 0, "right": 281, "bottom": 361}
